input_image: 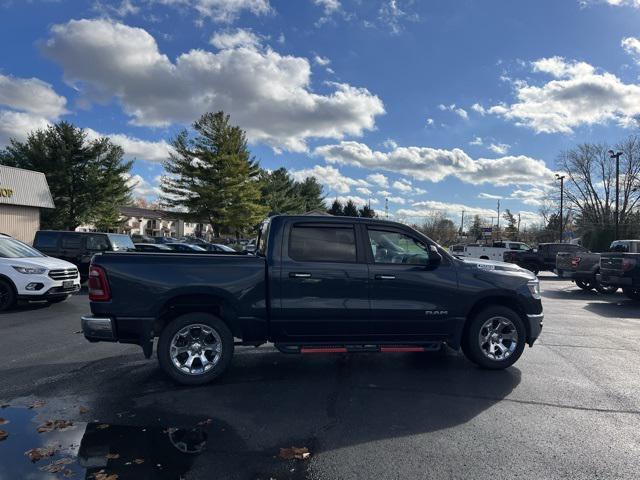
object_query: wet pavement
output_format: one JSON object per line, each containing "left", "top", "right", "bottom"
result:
{"left": 1, "top": 276, "right": 640, "bottom": 479}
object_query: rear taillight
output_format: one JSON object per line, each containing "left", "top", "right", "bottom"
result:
{"left": 622, "top": 258, "right": 637, "bottom": 272}
{"left": 88, "top": 265, "right": 111, "bottom": 301}
{"left": 571, "top": 256, "right": 581, "bottom": 268}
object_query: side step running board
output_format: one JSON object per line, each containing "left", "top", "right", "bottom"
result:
{"left": 275, "top": 342, "right": 443, "bottom": 354}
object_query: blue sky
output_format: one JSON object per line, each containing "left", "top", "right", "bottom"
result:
{"left": 2, "top": 0, "right": 640, "bottom": 226}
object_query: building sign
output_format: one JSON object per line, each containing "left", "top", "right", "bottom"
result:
{"left": 0, "top": 188, "right": 14, "bottom": 198}
{"left": 482, "top": 227, "right": 493, "bottom": 237}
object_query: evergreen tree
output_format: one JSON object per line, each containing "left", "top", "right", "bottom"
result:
{"left": 293, "top": 177, "right": 325, "bottom": 212}
{"left": 343, "top": 199, "right": 359, "bottom": 217}
{"left": 161, "top": 112, "right": 268, "bottom": 237}
{"left": 328, "top": 199, "right": 344, "bottom": 216}
{"left": 260, "top": 168, "right": 299, "bottom": 215}
{"left": 469, "top": 214, "right": 483, "bottom": 240}
{"left": 502, "top": 209, "right": 518, "bottom": 239}
{"left": 358, "top": 204, "right": 376, "bottom": 218}
{"left": 0, "top": 122, "right": 133, "bottom": 230}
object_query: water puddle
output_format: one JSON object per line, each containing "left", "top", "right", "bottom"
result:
{"left": 0, "top": 405, "right": 207, "bottom": 479}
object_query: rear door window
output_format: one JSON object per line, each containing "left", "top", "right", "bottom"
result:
{"left": 86, "top": 235, "right": 110, "bottom": 251}
{"left": 61, "top": 234, "right": 82, "bottom": 250}
{"left": 34, "top": 232, "right": 59, "bottom": 249}
{"left": 289, "top": 225, "right": 356, "bottom": 263}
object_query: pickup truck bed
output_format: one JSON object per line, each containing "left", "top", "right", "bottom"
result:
{"left": 82, "top": 215, "right": 544, "bottom": 385}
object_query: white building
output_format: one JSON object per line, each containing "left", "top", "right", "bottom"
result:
{"left": 77, "top": 206, "right": 214, "bottom": 240}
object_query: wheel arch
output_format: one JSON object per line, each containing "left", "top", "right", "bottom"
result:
{"left": 0, "top": 273, "right": 17, "bottom": 292}
{"left": 154, "top": 292, "right": 242, "bottom": 339}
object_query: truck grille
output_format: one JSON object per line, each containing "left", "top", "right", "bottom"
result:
{"left": 48, "top": 268, "right": 79, "bottom": 280}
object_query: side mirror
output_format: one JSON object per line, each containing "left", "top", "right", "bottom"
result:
{"left": 427, "top": 244, "right": 442, "bottom": 269}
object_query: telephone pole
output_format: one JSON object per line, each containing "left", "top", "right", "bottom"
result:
{"left": 608, "top": 150, "right": 623, "bottom": 240}
{"left": 555, "top": 174, "right": 565, "bottom": 242}
{"left": 496, "top": 200, "right": 501, "bottom": 239}
{"left": 459, "top": 209, "right": 465, "bottom": 235}
{"left": 385, "top": 198, "right": 389, "bottom": 219}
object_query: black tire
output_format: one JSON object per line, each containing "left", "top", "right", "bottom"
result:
{"left": 0, "top": 279, "right": 16, "bottom": 312}
{"left": 524, "top": 264, "right": 539, "bottom": 275}
{"left": 157, "top": 312, "right": 234, "bottom": 385}
{"left": 594, "top": 283, "right": 618, "bottom": 294}
{"left": 47, "top": 295, "right": 69, "bottom": 304}
{"left": 462, "top": 306, "right": 526, "bottom": 370}
{"left": 575, "top": 280, "right": 593, "bottom": 291}
{"left": 622, "top": 288, "right": 640, "bottom": 301}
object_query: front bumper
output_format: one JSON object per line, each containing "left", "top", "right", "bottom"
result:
{"left": 526, "top": 313, "right": 543, "bottom": 346}
{"left": 81, "top": 315, "right": 116, "bottom": 342}
{"left": 18, "top": 284, "right": 81, "bottom": 301}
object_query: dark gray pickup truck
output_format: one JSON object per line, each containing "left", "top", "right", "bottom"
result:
{"left": 82, "top": 215, "right": 543, "bottom": 385}
{"left": 600, "top": 240, "right": 640, "bottom": 300}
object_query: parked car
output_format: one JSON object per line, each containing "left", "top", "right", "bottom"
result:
{"left": 599, "top": 240, "right": 640, "bottom": 300}
{"left": 0, "top": 234, "right": 80, "bottom": 311}
{"left": 503, "top": 243, "right": 587, "bottom": 275}
{"left": 81, "top": 215, "right": 543, "bottom": 385}
{"left": 33, "top": 231, "right": 135, "bottom": 281}
{"left": 555, "top": 250, "right": 617, "bottom": 293}
{"left": 243, "top": 240, "right": 257, "bottom": 254}
{"left": 461, "top": 241, "right": 531, "bottom": 262}
{"left": 164, "top": 243, "right": 208, "bottom": 253}
{"left": 134, "top": 243, "right": 174, "bottom": 253}
{"left": 200, "top": 243, "right": 239, "bottom": 253}
{"left": 131, "top": 234, "right": 154, "bottom": 244}
{"left": 152, "top": 236, "right": 174, "bottom": 245}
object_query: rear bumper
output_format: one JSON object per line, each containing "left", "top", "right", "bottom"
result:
{"left": 597, "top": 273, "right": 634, "bottom": 286}
{"left": 526, "top": 313, "right": 543, "bottom": 346}
{"left": 81, "top": 315, "right": 116, "bottom": 342}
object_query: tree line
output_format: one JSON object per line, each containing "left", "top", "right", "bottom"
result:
{"left": 0, "top": 112, "right": 326, "bottom": 236}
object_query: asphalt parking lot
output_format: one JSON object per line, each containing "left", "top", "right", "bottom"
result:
{"left": 1, "top": 274, "right": 639, "bottom": 479}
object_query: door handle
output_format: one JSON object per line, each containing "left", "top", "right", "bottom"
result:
{"left": 375, "top": 274, "right": 396, "bottom": 280}
{"left": 289, "top": 272, "right": 312, "bottom": 278}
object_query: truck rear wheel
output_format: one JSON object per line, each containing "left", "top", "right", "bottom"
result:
{"left": 575, "top": 280, "right": 593, "bottom": 291}
{"left": 157, "top": 313, "right": 234, "bottom": 385}
{"left": 462, "top": 306, "right": 526, "bottom": 370}
{"left": 623, "top": 288, "right": 640, "bottom": 301}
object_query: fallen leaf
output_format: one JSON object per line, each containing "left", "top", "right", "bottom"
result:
{"left": 94, "top": 473, "right": 118, "bottom": 480}
{"left": 106, "top": 453, "right": 120, "bottom": 460}
{"left": 29, "top": 400, "right": 46, "bottom": 409}
{"left": 96, "top": 424, "right": 110, "bottom": 430}
{"left": 79, "top": 406, "right": 90, "bottom": 414}
{"left": 39, "top": 457, "right": 74, "bottom": 474}
{"left": 25, "top": 447, "right": 57, "bottom": 462}
{"left": 133, "top": 458, "right": 145, "bottom": 464}
{"left": 279, "top": 447, "right": 310, "bottom": 460}
{"left": 0, "top": 418, "right": 8, "bottom": 425}
{"left": 37, "top": 420, "right": 74, "bottom": 433}
{"left": 0, "top": 430, "right": 8, "bottom": 441}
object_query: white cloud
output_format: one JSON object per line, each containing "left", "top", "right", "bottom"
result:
{"left": 439, "top": 103, "right": 468, "bottom": 119}
{"left": 413, "top": 187, "right": 427, "bottom": 195}
{"left": 0, "top": 74, "right": 67, "bottom": 118}
{"left": 356, "top": 187, "right": 372, "bottom": 195}
{"left": 315, "top": 141, "right": 554, "bottom": 186}
{"left": 487, "top": 56, "right": 640, "bottom": 133}
{"left": 378, "top": 190, "right": 392, "bottom": 197}
{"left": 471, "top": 103, "right": 486, "bottom": 115}
{"left": 313, "top": 55, "right": 331, "bottom": 66}
{"left": 42, "top": 18, "right": 384, "bottom": 152}
{"left": 478, "top": 192, "right": 503, "bottom": 200}
{"left": 392, "top": 179, "right": 412, "bottom": 192}
{"left": 378, "top": 0, "right": 419, "bottom": 35}
{"left": 398, "top": 200, "right": 498, "bottom": 220}
{"left": 382, "top": 138, "right": 398, "bottom": 149}
{"left": 488, "top": 142, "right": 510, "bottom": 155}
{"left": 210, "top": 28, "right": 261, "bottom": 49}
{"left": 386, "top": 196, "right": 406, "bottom": 204}
{"left": 426, "top": 118, "right": 434, "bottom": 126}
{"left": 469, "top": 136, "right": 483, "bottom": 146}
{"left": 151, "top": 0, "right": 272, "bottom": 23}
{"left": 94, "top": 0, "right": 139, "bottom": 17}
{"left": 290, "top": 164, "right": 369, "bottom": 194}
{"left": 125, "top": 173, "right": 161, "bottom": 198}
{"left": 86, "top": 129, "right": 174, "bottom": 163}
{"left": 583, "top": 0, "right": 640, "bottom": 7}
{"left": 314, "top": 0, "right": 341, "bottom": 15}
{"left": 622, "top": 36, "right": 640, "bottom": 63}
{"left": 509, "top": 187, "right": 550, "bottom": 206}
{"left": 366, "top": 173, "right": 389, "bottom": 188}
{"left": 0, "top": 111, "right": 51, "bottom": 146}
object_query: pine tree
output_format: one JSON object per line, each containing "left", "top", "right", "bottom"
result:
{"left": 293, "top": 177, "right": 325, "bottom": 212}
{"left": 358, "top": 204, "right": 376, "bottom": 218}
{"left": 328, "top": 199, "right": 344, "bottom": 216}
{"left": 260, "top": 168, "right": 299, "bottom": 215}
{"left": 0, "top": 122, "right": 133, "bottom": 230}
{"left": 343, "top": 199, "right": 359, "bottom": 217}
{"left": 502, "top": 209, "right": 518, "bottom": 239}
{"left": 469, "top": 214, "right": 483, "bottom": 240}
{"left": 161, "top": 112, "right": 268, "bottom": 237}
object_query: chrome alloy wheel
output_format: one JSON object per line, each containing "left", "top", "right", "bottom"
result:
{"left": 478, "top": 316, "right": 519, "bottom": 361}
{"left": 170, "top": 324, "right": 222, "bottom": 375}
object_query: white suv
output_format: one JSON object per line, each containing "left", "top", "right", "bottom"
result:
{"left": 0, "top": 234, "right": 80, "bottom": 311}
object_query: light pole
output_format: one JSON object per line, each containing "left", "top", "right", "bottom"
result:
{"left": 555, "top": 174, "right": 565, "bottom": 242}
{"left": 608, "top": 150, "right": 623, "bottom": 240}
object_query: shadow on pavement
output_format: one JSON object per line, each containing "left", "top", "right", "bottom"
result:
{"left": 584, "top": 300, "right": 640, "bottom": 319}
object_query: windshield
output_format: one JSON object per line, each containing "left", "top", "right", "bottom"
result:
{"left": 108, "top": 234, "right": 136, "bottom": 251}
{"left": 215, "top": 244, "right": 236, "bottom": 252}
{"left": 0, "top": 238, "right": 45, "bottom": 258}
{"left": 189, "top": 244, "right": 207, "bottom": 251}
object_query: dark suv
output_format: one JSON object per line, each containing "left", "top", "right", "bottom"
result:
{"left": 33, "top": 231, "right": 135, "bottom": 281}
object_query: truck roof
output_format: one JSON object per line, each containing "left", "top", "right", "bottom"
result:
{"left": 271, "top": 214, "right": 406, "bottom": 227}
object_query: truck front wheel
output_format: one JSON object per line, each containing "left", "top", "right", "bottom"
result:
{"left": 462, "top": 306, "right": 526, "bottom": 370}
{"left": 623, "top": 288, "right": 640, "bottom": 301}
{"left": 158, "top": 313, "right": 234, "bottom": 385}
